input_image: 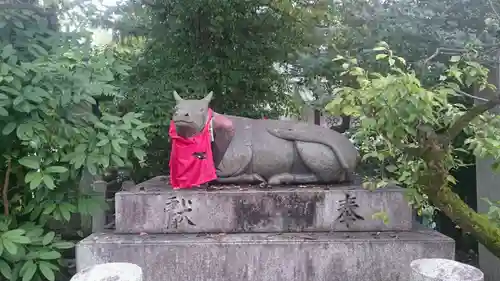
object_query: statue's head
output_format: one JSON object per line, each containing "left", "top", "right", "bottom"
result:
{"left": 171, "top": 91, "right": 213, "bottom": 137}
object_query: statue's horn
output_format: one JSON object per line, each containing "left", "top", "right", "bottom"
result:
{"left": 172, "top": 90, "right": 183, "bottom": 101}
{"left": 203, "top": 91, "right": 213, "bottom": 102}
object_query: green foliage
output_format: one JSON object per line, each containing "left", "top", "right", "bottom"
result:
{"left": 293, "top": 0, "right": 500, "bottom": 112}
{"left": 0, "top": 220, "right": 73, "bottom": 281}
{"left": 326, "top": 42, "right": 492, "bottom": 202}
{"left": 0, "top": 5, "right": 148, "bottom": 280}
{"left": 483, "top": 197, "right": 500, "bottom": 227}
{"left": 99, "top": 0, "right": 328, "bottom": 180}
{"left": 326, "top": 42, "right": 500, "bottom": 256}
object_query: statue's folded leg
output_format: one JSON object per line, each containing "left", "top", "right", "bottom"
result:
{"left": 213, "top": 174, "right": 266, "bottom": 184}
{"left": 212, "top": 114, "right": 235, "bottom": 168}
{"left": 268, "top": 173, "right": 319, "bottom": 185}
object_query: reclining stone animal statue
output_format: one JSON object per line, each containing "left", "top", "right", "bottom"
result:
{"left": 170, "top": 91, "right": 359, "bottom": 186}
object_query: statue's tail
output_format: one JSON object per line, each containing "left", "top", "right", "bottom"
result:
{"left": 267, "top": 124, "right": 359, "bottom": 173}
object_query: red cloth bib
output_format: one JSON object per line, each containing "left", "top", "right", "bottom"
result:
{"left": 168, "top": 109, "right": 217, "bottom": 189}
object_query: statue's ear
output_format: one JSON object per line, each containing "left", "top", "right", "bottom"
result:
{"left": 203, "top": 91, "right": 213, "bottom": 102}
{"left": 172, "top": 91, "right": 183, "bottom": 102}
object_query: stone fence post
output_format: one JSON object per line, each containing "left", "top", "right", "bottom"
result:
{"left": 410, "top": 258, "right": 483, "bottom": 281}
{"left": 70, "top": 262, "right": 142, "bottom": 281}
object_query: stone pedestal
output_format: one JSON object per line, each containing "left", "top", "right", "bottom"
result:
{"left": 115, "top": 186, "right": 412, "bottom": 233}
{"left": 77, "top": 177, "right": 455, "bottom": 281}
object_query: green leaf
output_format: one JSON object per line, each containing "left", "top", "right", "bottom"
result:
{"left": 25, "top": 171, "right": 39, "bottom": 183}
{"left": 73, "top": 153, "right": 86, "bottom": 169}
{"left": 361, "top": 118, "right": 376, "bottom": 127}
{"left": 42, "top": 204, "right": 56, "bottom": 215}
{"left": 2, "top": 239, "right": 17, "bottom": 255}
{"left": 16, "top": 123, "right": 34, "bottom": 140}
{"left": 58, "top": 205, "right": 71, "bottom": 221}
{"left": 25, "top": 227, "right": 44, "bottom": 238}
{"left": 30, "top": 44, "right": 49, "bottom": 57}
{"left": 385, "top": 165, "right": 398, "bottom": 173}
{"left": 21, "top": 260, "right": 36, "bottom": 281}
{"left": 29, "top": 172, "right": 43, "bottom": 190}
{"left": 372, "top": 211, "right": 389, "bottom": 225}
{"left": 9, "top": 235, "right": 30, "bottom": 244}
{"left": 1, "top": 44, "right": 15, "bottom": 59}
{"left": 0, "top": 259, "right": 12, "bottom": 279}
{"left": 12, "top": 19, "right": 24, "bottom": 29}
{"left": 96, "top": 139, "right": 109, "bottom": 146}
{"left": 446, "top": 175, "right": 457, "bottom": 184}
{"left": 395, "top": 56, "right": 406, "bottom": 65}
{"left": 2, "top": 122, "right": 16, "bottom": 135}
{"left": 0, "top": 85, "right": 20, "bottom": 96}
{"left": 111, "top": 155, "right": 125, "bottom": 166}
{"left": 133, "top": 148, "right": 146, "bottom": 161}
{"left": 52, "top": 241, "right": 74, "bottom": 249}
{"left": 42, "top": 231, "right": 55, "bottom": 246}
{"left": 2, "top": 229, "right": 26, "bottom": 238}
{"left": 0, "top": 107, "right": 8, "bottom": 116}
{"left": 43, "top": 175, "right": 56, "bottom": 190}
{"left": 100, "top": 155, "right": 110, "bottom": 168}
{"left": 45, "top": 166, "right": 68, "bottom": 174}
{"left": 38, "top": 251, "right": 61, "bottom": 260}
{"left": 18, "top": 156, "right": 40, "bottom": 170}
{"left": 111, "top": 139, "right": 121, "bottom": 152}
{"left": 86, "top": 160, "right": 98, "bottom": 176}
{"left": 375, "top": 54, "right": 388, "bottom": 60}
{"left": 38, "top": 262, "right": 55, "bottom": 281}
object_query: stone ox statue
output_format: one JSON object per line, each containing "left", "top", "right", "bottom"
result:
{"left": 171, "top": 91, "right": 359, "bottom": 185}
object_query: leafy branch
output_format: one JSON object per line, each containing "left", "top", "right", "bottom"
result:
{"left": 445, "top": 97, "right": 500, "bottom": 142}
{"left": 326, "top": 42, "right": 500, "bottom": 258}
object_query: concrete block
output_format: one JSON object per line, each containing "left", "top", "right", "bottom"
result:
{"left": 76, "top": 229, "right": 455, "bottom": 281}
{"left": 115, "top": 186, "right": 413, "bottom": 233}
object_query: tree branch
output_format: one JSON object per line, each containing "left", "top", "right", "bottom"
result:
{"left": 445, "top": 97, "right": 500, "bottom": 142}
{"left": 2, "top": 159, "right": 11, "bottom": 216}
{"left": 488, "top": 0, "right": 500, "bottom": 21}
{"left": 456, "top": 89, "right": 490, "bottom": 102}
{"left": 422, "top": 47, "right": 468, "bottom": 66}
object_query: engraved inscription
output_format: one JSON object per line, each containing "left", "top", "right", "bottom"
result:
{"left": 335, "top": 193, "right": 364, "bottom": 228}
{"left": 164, "top": 196, "right": 196, "bottom": 228}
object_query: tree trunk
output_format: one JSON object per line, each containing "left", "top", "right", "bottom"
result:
{"left": 422, "top": 145, "right": 500, "bottom": 258}
{"left": 428, "top": 184, "right": 500, "bottom": 257}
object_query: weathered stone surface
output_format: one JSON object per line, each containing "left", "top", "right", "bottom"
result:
{"left": 71, "top": 262, "right": 142, "bottom": 281}
{"left": 76, "top": 228, "right": 454, "bottom": 281}
{"left": 115, "top": 184, "right": 412, "bottom": 233}
{"left": 410, "top": 258, "right": 484, "bottom": 281}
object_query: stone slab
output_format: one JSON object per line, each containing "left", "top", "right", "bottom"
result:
{"left": 76, "top": 229, "right": 455, "bottom": 281}
{"left": 115, "top": 185, "right": 412, "bottom": 233}
{"left": 71, "top": 262, "right": 143, "bottom": 281}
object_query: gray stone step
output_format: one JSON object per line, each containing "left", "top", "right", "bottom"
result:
{"left": 114, "top": 186, "right": 412, "bottom": 233}
{"left": 76, "top": 229, "right": 454, "bottom": 281}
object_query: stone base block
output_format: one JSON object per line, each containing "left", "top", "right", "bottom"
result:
{"left": 76, "top": 229, "right": 454, "bottom": 281}
{"left": 115, "top": 185, "right": 412, "bottom": 233}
